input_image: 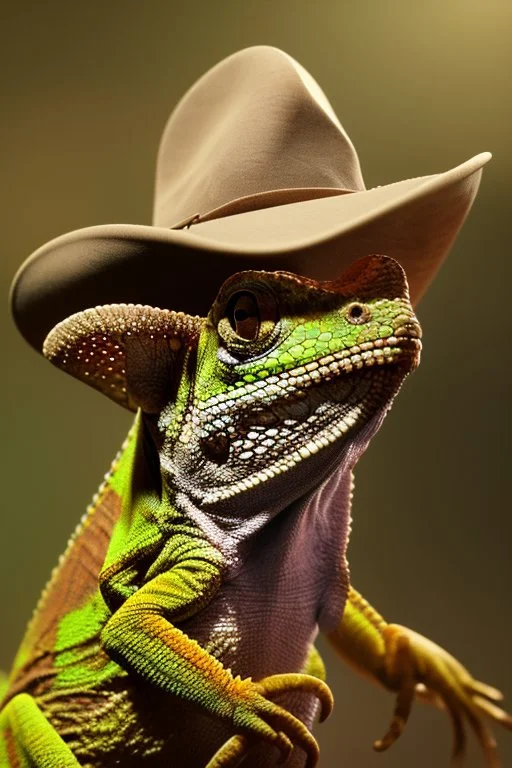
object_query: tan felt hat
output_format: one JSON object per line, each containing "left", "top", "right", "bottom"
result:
{"left": 11, "top": 45, "right": 490, "bottom": 352}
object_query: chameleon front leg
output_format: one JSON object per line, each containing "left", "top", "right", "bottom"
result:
{"left": 207, "top": 644, "right": 329, "bottom": 768}
{"left": 0, "top": 693, "right": 80, "bottom": 767}
{"left": 100, "top": 540, "right": 332, "bottom": 766}
{"left": 326, "top": 586, "right": 512, "bottom": 766}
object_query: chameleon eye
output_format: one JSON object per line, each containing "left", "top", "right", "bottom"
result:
{"left": 345, "top": 302, "right": 371, "bottom": 325}
{"left": 216, "top": 284, "right": 279, "bottom": 358}
{"left": 229, "top": 293, "right": 260, "bottom": 341}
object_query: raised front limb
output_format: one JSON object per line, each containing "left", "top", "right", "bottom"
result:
{"left": 100, "top": 538, "right": 332, "bottom": 767}
{"left": 327, "top": 586, "right": 512, "bottom": 766}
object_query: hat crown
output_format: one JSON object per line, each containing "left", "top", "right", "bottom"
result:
{"left": 153, "top": 46, "right": 365, "bottom": 227}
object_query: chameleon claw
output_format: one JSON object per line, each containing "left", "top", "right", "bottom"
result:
{"left": 443, "top": 694, "right": 466, "bottom": 765}
{"left": 439, "top": 669, "right": 511, "bottom": 768}
{"left": 473, "top": 695, "right": 512, "bottom": 726}
{"left": 206, "top": 734, "right": 249, "bottom": 768}
{"left": 211, "top": 672, "right": 330, "bottom": 766}
{"left": 373, "top": 629, "right": 416, "bottom": 751}
{"left": 472, "top": 682, "right": 506, "bottom": 703}
{"left": 255, "top": 672, "right": 334, "bottom": 722}
{"left": 373, "top": 675, "right": 415, "bottom": 751}
{"left": 205, "top": 731, "right": 293, "bottom": 768}
{"left": 375, "top": 624, "right": 512, "bottom": 767}
{"left": 264, "top": 704, "right": 320, "bottom": 766}
{"left": 275, "top": 731, "right": 294, "bottom": 764}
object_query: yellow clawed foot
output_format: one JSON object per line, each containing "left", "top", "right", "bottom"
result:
{"left": 206, "top": 672, "right": 333, "bottom": 767}
{"left": 374, "top": 624, "right": 512, "bottom": 767}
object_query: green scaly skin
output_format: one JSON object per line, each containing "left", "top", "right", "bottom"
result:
{"left": 1, "top": 255, "right": 510, "bottom": 767}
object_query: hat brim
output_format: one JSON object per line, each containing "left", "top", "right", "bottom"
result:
{"left": 11, "top": 153, "right": 490, "bottom": 352}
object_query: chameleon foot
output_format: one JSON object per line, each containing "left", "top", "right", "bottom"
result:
{"left": 207, "top": 672, "right": 333, "bottom": 767}
{"left": 374, "top": 624, "right": 512, "bottom": 767}
{"left": 256, "top": 673, "right": 333, "bottom": 723}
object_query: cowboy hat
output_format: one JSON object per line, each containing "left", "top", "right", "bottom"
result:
{"left": 11, "top": 45, "right": 490, "bottom": 352}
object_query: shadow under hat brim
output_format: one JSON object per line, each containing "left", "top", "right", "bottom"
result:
{"left": 11, "top": 153, "right": 490, "bottom": 353}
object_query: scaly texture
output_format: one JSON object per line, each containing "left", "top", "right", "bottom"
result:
{"left": 2, "top": 255, "right": 510, "bottom": 767}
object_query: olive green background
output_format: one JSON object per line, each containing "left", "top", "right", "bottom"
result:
{"left": 1, "top": 2, "right": 511, "bottom": 766}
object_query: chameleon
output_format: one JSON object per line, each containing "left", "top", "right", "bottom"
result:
{"left": 1, "top": 254, "right": 510, "bottom": 767}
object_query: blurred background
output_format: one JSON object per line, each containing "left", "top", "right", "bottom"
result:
{"left": 1, "top": 2, "right": 511, "bottom": 766}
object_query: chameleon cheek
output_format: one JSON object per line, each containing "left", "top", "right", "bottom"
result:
{"left": 199, "top": 433, "right": 231, "bottom": 465}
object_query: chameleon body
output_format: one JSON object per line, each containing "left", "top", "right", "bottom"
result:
{"left": 1, "top": 255, "right": 510, "bottom": 766}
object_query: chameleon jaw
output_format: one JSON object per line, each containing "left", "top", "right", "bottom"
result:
{"left": 199, "top": 333, "right": 422, "bottom": 417}
{"left": 197, "top": 335, "right": 422, "bottom": 507}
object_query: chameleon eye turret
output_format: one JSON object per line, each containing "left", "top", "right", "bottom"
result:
{"left": 217, "top": 285, "right": 279, "bottom": 358}
{"left": 229, "top": 293, "right": 260, "bottom": 340}
{"left": 345, "top": 302, "right": 372, "bottom": 324}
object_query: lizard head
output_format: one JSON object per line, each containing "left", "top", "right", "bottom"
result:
{"left": 170, "top": 254, "right": 421, "bottom": 514}
{"left": 44, "top": 254, "right": 421, "bottom": 518}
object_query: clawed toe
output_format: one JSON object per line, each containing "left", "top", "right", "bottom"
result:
{"left": 206, "top": 734, "right": 249, "bottom": 768}
{"left": 256, "top": 673, "right": 334, "bottom": 722}
{"left": 376, "top": 625, "right": 512, "bottom": 767}
{"left": 208, "top": 672, "right": 332, "bottom": 767}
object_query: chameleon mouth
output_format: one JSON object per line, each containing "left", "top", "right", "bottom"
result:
{"left": 234, "top": 332, "right": 422, "bottom": 423}
{"left": 199, "top": 333, "right": 421, "bottom": 505}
